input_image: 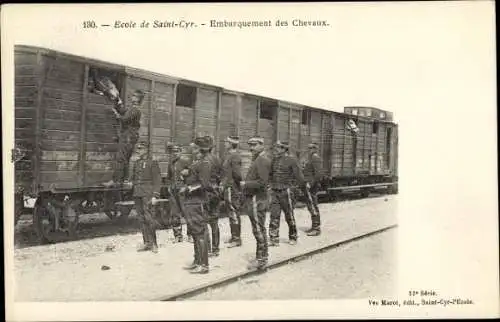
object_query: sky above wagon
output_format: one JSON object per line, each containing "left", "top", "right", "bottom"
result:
{"left": 2, "top": 2, "right": 495, "bottom": 128}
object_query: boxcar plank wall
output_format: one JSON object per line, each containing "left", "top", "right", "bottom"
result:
{"left": 355, "top": 119, "right": 367, "bottom": 173}
{"left": 219, "top": 93, "right": 238, "bottom": 158}
{"left": 14, "top": 51, "right": 38, "bottom": 192}
{"left": 195, "top": 88, "right": 218, "bottom": 140}
{"left": 331, "top": 115, "right": 344, "bottom": 177}
{"left": 39, "top": 55, "right": 86, "bottom": 189}
{"left": 321, "top": 112, "right": 333, "bottom": 177}
{"left": 300, "top": 111, "right": 311, "bottom": 156}
{"left": 258, "top": 102, "right": 276, "bottom": 151}
{"left": 152, "top": 81, "right": 174, "bottom": 174}
{"left": 239, "top": 96, "right": 258, "bottom": 177}
{"left": 278, "top": 105, "right": 290, "bottom": 142}
{"left": 175, "top": 102, "right": 195, "bottom": 147}
{"left": 14, "top": 46, "right": 399, "bottom": 196}
{"left": 309, "top": 110, "right": 322, "bottom": 154}
{"left": 289, "top": 108, "right": 301, "bottom": 155}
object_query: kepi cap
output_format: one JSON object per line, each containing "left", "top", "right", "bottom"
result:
{"left": 225, "top": 136, "right": 240, "bottom": 145}
{"left": 308, "top": 142, "right": 319, "bottom": 149}
{"left": 275, "top": 140, "right": 289, "bottom": 149}
{"left": 194, "top": 136, "right": 211, "bottom": 150}
{"left": 248, "top": 137, "right": 264, "bottom": 145}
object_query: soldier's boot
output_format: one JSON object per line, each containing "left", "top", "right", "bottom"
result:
{"left": 138, "top": 224, "right": 152, "bottom": 252}
{"left": 306, "top": 229, "right": 321, "bottom": 236}
{"left": 247, "top": 258, "right": 267, "bottom": 271}
{"left": 209, "top": 221, "right": 220, "bottom": 257}
{"left": 183, "top": 237, "right": 200, "bottom": 270}
{"left": 269, "top": 238, "right": 280, "bottom": 247}
{"left": 227, "top": 224, "right": 242, "bottom": 248}
{"left": 190, "top": 235, "right": 209, "bottom": 274}
{"left": 189, "top": 265, "right": 209, "bottom": 274}
{"left": 225, "top": 224, "right": 235, "bottom": 244}
{"left": 151, "top": 228, "right": 159, "bottom": 253}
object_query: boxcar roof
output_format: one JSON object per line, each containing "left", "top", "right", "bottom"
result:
{"left": 15, "top": 44, "right": 396, "bottom": 125}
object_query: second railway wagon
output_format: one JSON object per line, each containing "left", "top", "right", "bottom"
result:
{"left": 14, "top": 45, "right": 398, "bottom": 244}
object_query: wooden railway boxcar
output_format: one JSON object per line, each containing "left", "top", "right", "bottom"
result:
{"left": 14, "top": 45, "right": 398, "bottom": 243}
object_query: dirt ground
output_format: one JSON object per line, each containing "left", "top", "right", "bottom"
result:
{"left": 13, "top": 194, "right": 398, "bottom": 301}
{"left": 191, "top": 228, "right": 397, "bottom": 300}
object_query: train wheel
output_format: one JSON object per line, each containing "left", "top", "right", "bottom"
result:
{"left": 33, "top": 198, "right": 81, "bottom": 244}
{"left": 33, "top": 201, "right": 58, "bottom": 244}
{"left": 106, "top": 205, "right": 133, "bottom": 224}
{"left": 62, "top": 201, "right": 81, "bottom": 239}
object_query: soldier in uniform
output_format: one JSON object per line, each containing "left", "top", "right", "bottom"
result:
{"left": 302, "top": 142, "right": 323, "bottom": 236}
{"left": 268, "top": 141, "right": 306, "bottom": 246}
{"left": 221, "top": 136, "right": 243, "bottom": 248}
{"left": 240, "top": 136, "right": 271, "bottom": 270}
{"left": 184, "top": 142, "right": 202, "bottom": 244}
{"left": 204, "top": 136, "right": 224, "bottom": 257}
{"left": 130, "top": 139, "right": 161, "bottom": 253}
{"left": 103, "top": 89, "right": 144, "bottom": 187}
{"left": 181, "top": 136, "right": 214, "bottom": 274}
{"left": 165, "top": 143, "right": 191, "bottom": 242}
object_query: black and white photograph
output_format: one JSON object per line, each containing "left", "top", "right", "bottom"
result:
{"left": 2, "top": 2, "right": 498, "bottom": 320}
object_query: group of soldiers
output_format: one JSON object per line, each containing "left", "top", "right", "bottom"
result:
{"left": 125, "top": 135, "right": 324, "bottom": 274}
{"left": 93, "top": 79, "right": 324, "bottom": 274}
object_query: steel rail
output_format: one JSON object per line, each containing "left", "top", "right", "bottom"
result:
{"left": 156, "top": 223, "right": 397, "bottom": 301}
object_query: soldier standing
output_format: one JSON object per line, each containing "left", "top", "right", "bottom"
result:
{"left": 131, "top": 139, "right": 161, "bottom": 253}
{"left": 204, "top": 136, "right": 224, "bottom": 257}
{"left": 181, "top": 137, "right": 213, "bottom": 274}
{"left": 302, "top": 142, "right": 323, "bottom": 236}
{"left": 240, "top": 137, "right": 271, "bottom": 270}
{"left": 221, "top": 136, "right": 243, "bottom": 248}
{"left": 268, "top": 141, "right": 306, "bottom": 246}
{"left": 165, "top": 143, "right": 190, "bottom": 242}
{"left": 103, "top": 89, "right": 144, "bottom": 187}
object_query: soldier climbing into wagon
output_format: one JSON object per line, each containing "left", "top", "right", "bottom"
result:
{"left": 92, "top": 75, "right": 144, "bottom": 187}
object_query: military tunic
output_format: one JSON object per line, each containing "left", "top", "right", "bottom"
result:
{"left": 183, "top": 153, "right": 212, "bottom": 268}
{"left": 242, "top": 151, "right": 271, "bottom": 263}
{"left": 205, "top": 153, "right": 223, "bottom": 254}
{"left": 131, "top": 156, "right": 161, "bottom": 247}
{"left": 165, "top": 156, "right": 191, "bottom": 239}
{"left": 221, "top": 150, "right": 243, "bottom": 242}
{"left": 269, "top": 153, "right": 305, "bottom": 242}
{"left": 302, "top": 153, "right": 323, "bottom": 230}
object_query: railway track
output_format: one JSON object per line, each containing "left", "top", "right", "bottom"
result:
{"left": 156, "top": 223, "right": 397, "bottom": 301}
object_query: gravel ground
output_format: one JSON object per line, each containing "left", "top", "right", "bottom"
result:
{"left": 190, "top": 228, "right": 397, "bottom": 300}
{"left": 13, "top": 194, "right": 397, "bottom": 301}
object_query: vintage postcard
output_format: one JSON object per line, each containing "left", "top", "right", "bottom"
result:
{"left": 2, "top": 2, "right": 498, "bottom": 320}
